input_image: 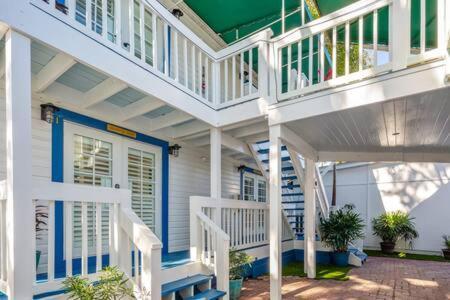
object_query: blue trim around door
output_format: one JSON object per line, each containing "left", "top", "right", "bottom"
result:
{"left": 52, "top": 108, "right": 170, "bottom": 276}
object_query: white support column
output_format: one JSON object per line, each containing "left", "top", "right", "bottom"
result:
{"left": 5, "top": 30, "right": 34, "bottom": 298}
{"left": 391, "top": 0, "right": 411, "bottom": 70}
{"left": 304, "top": 158, "right": 316, "bottom": 279}
{"left": 210, "top": 128, "right": 222, "bottom": 226}
{"left": 269, "top": 125, "right": 282, "bottom": 300}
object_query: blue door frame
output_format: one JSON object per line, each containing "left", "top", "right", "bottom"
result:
{"left": 51, "top": 108, "right": 169, "bottom": 276}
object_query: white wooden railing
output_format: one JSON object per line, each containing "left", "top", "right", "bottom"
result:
{"left": 32, "top": 0, "right": 271, "bottom": 109}
{"left": 315, "top": 165, "right": 330, "bottom": 219}
{"left": 273, "top": 0, "right": 447, "bottom": 101}
{"left": 0, "top": 179, "right": 163, "bottom": 298}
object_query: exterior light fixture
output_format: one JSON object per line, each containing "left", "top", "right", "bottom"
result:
{"left": 392, "top": 132, "right": 400, "bottom": 136}
{"left": 172, "top": 8, "right": 183, "bottom": 19}
{"left": 40, "top": 103, "right": 59, "bottom": 124}
{"left": 237, "top": 165, "right": 246, "bottom": 173}
{"left": 168, "top": 144, "right": 182, "bottom": 157}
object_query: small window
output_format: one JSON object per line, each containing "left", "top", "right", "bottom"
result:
{"left": 241, "top": 170, "right": 267, "bottom": 202}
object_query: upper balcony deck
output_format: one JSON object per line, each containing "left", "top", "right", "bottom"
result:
{"left": 1, "top": 0, "right": 449, "bottom": 131}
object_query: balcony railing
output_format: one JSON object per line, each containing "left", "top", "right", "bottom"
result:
{"left": 273, "top": 0, "right": 447, "bottom": 102}
{"left": 30, "top": 0, "right": 448, "bottom": 108}
{"left": 31, "top": 0, "right": 271, "bottom": 109}
{"left": 0, "top": 179, "right": 162, "bottom": 298}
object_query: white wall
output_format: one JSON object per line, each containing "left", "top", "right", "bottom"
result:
{"left": 0, "top": 89, "right": 245, "bottom": 257}
{"left": 323, "top": 162, "right": 450, "bottom": 253}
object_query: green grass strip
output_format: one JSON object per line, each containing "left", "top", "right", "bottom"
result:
{"left": 364, "top": 249, "right": 449, "bottom": 262}
{"left": 282, "top": 262, "right": 352, "bottom": 281}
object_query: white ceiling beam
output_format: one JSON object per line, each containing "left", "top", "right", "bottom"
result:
{"left": 280, "top": 125, "right": 318, "bottom": 160}
{"left": 82, "top": 77, "right": 127, "bottom": 108}
{"left": 231, "top": 122, "right": 268, "bottom": 138}
{"left": 170, "top": 121, "right": 210, "bottom": 139}
{"left": 222, "top": 133, "right": 252, "bottom": 157}
{"left": 149, "top": 110, "right": 194, "bottom": 132}
{"left": 32, "top": 53, "right": 76, "bottom": 92}
{"left": 119, "top": 96, "right": 166, "bottom": 122}
{"left": 318, "top": 151, "right": 450, "bottom": 163}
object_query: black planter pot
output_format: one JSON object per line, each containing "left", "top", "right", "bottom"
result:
{"left": 380, "top": 241, "right": 396, "bottom": 254}
{"left": 442, "top": 249, "right": 450, "bottom": 260}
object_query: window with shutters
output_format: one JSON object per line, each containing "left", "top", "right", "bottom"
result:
{"left": 133, "top": 0, "right": 142, "bottom": 58}
{"left": 106, "top": 0, "right": 116, "bottom": 43}
{"left": 72, "top": 134, "right": 111, "bottom": 257}
{"left": 258, "top": 180, "right": 267, "bottom": 202}
{"left": 90, "top": 0, "right": 103, "bottom": 35}
{"left": 243, "top": 176, "right": 255, "bottom": 201}
{"left": 128, "top": 148, "right": 156, "bottom": 232}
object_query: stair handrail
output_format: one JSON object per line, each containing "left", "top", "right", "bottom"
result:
{"left": 191, "top": 207, "right": 230, "bottom": 300}
{"left": 119, "top": 207, "right": 162, "bottom": 298}
{"left": 282, "top": 210, "right": 296, "bottom": 240}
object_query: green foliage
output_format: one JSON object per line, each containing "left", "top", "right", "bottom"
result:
{"left": 365, "top": 249, "right": 448, "bottom": 262}
{"left": 63, "top": 266, "right": 134, "bottom": 300}
{"left": 319, "top": 205, "right": 365, "bottom": 252}
{"left": 443, "top": 235, "right": 450, "bottom": 249}
{"left": 229, "top": 249, "right": 254, "bottom": 280}
{"left": 372, "top": 211, "right": 418, "bottom": 243}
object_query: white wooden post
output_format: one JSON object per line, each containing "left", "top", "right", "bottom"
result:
{"left": 5, "top": 29, "right": 34, "bottom": 298}
{"left": 391, "top": 0, "right": 411, "bottom": 70}
{"left": 215, "top": 234, "right": 229, "bottom": 300}
{"left": 141, "top": 246, "right": 162, "bottom": 299}
{"left": 189, "top": 198, "right": 202, "bottom": 261}
{"left": 304, "top": 158, "right": 316, "bottom": 279}
{"left": 210, "top": 128, "right": 222, "bottom": 226}
{"left": 269, "top": 125, "right": 282, "bottom": 300}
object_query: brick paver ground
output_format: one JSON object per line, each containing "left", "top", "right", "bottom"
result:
{"left": 240, "top": 257, "right": 450, "bottom": 299}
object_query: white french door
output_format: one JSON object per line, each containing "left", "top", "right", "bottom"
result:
{"left": 64, "top": 122, "right": 163, "bottom": 248}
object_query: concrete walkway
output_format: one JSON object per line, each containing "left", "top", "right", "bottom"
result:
{"left": 240, "top": 257, "right": 450, "bottom": 299}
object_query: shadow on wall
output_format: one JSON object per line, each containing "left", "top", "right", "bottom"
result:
{"left": 326, "top": 162, "right": 450, "bottom": 252}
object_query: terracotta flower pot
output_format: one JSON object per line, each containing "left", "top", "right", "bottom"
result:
{"left": 380, "top": 241, "right": 396, "bottom": 254}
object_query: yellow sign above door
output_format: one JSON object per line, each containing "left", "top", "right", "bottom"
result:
{"left": 106, "top": 124, "right": 137, "bottom": 139}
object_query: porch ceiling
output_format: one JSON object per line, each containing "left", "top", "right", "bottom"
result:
{"left": 27, "top": 41, "right": 210, "bottom": 141}
{"left": 285, "top": 87, "right": 450, "bottom": 156}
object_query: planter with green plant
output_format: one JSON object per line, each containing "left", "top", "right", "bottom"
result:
{"left": 442, "top": 235, "right": 450, "bottom": 260}
{"left": 35, "top": 205, "right": 48, "bottom": 269}
{"left": 229, "top": 249, "right": 253, "bottom": 300}
{"left": 319, "top": 204, "right": 365, "bottom": 267}
{"left": 63, "top": 266, "right": 134, "bottom": 299}
{"left": 372, "top": 211, "right": 418, "bottom": 254}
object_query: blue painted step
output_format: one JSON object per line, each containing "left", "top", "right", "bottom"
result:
{"left": 257, "top": 145, "right": 287, "bottom": 154}
{"left": 282, "top": 200, "right": 304, "bottom": 204}
{"left": 282, "top": 184, "right": 300, "bottom": 189}
{"left": 161, "top": 274, "right": 212, "bottom": 296}
{"left": 284, "top": 208, "right": 304, "bottom": 211}
{"left": 282, "top": 192, "right": 303, "bottom": 197}
{"left": 281, "top": 175, "right": 297, "bottom": 181}
{"left": 261, "top": 156, "right": 291, "bottom": 163}
{"left": 266, "top": 166, "right": 294, "bottom": 172}
{"left": 348, "top": 247, "right": 368, "bottom": 263}
{"left": 186, "top": 289, "right": 226, "bottom": 300}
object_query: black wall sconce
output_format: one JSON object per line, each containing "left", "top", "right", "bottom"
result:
{"left": 168, "top": 144, "right": 182, "bottom": 157}
{"left": 40, "top": 103, "right": 59, "bottom": 124}
{"left": 172, "top": 9, "right": 184, "bottom": 19}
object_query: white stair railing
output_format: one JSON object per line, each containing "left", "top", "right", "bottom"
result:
{"left": 0, "top": 179, "right": 163, "bottom": 298}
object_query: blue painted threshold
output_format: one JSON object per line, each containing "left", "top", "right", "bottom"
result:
{"left": 162, "top": 250, "right": 191, "bottom": 269}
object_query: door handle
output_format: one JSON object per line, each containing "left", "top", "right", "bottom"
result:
{"left": 114, "top": 184, "right": 120, "bottom": 189}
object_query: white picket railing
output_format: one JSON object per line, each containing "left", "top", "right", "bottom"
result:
{"left": 20, "top": 179, "right": 162, "bottom": 298}
{"left": 273, "top": 0, "right": 447, "bottom": 101}
{"left": 31, "top": 0, "right": 270, "bottom": 109}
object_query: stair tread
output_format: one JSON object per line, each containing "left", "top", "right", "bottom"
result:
{"left": 282, "top": 193, "right": 303, "bottom": 197}
{"left": 185, "top": 289, "right": 226, "bottom": 300}
{"left": 161, "top": 274, "right": 212, "bottom": 296}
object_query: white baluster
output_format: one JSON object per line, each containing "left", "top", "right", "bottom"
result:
{"left": 152, "top": 13, "right": 158, "bottom": 68}
{"left": 224, "top": 60, "right": 229, "bottom": 102}
{"left": 249, "top": 48, "right": 253, "bottom": 94}
{"left": 128, "top": 0, "right": 135, "bottom": 55}
{"left": 47, "top": 200, "right": 55, "bottom": 281}
{"left": 102, "top": 0, "right": 108, "bottom": 40}
{"left": 205, "top": 57, "right": 209, "bottom": 100}
{"left": 240, "top": 52, "right": 244, "bottom": 97}
{"left": 164, "top": 24, "right": 169, "bottom": 75}
{"left": 359, "top": 16, "right": 364, "bottom": 71}
{"left": 183, "top": 38, "right": 188, "bottom": 86}
{"left": 96, "top": 203, "right": 102, "bottom": 272}
{"left": 420, "top": 0, "right": 426, "bottom": 54}
{"left": 174, "top": 30, "right": 179, "bottom": 81}
{"left": 345, "top": 21, "right": 350, "bottom": 75}
{"left": 140, "top": 3, "right": 145, "bottom": 62}
{"left": 191, "top": 45, "right": 196, "bottom": 92}
{"left": 287, "top": 45, "right": 292, "bottom": 92}
{"left": 297, "top": 41, "right": 302, "bottom": 89}
{"left": 198, "top": 50, "right": 202, "bottom": 96}
{"left": 81, "top": 202, "right": 88, "bottom": 276}
{"left": 232, "top": 56, "right": 236, "bottom": 100}
{"left": 320, "top": 32, "right": 325, "bottom": 82}
{"left": 65, "top": 202, "right": 73, "bottom": 277}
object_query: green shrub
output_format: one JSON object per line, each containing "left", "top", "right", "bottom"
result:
{"left": 372, "top": 211, "right": 418, "bottom": 243}
{"left": 63, "top": 266, "right": 134, "bottom": 300}
{"left": 229, "top": 249, "right": 253, "bottom": 280}
{"left": 319, "top": 205, "right": 365, "bottom": 252}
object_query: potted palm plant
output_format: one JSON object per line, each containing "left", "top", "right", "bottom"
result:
{"left": 442, "top": 235, "right": 450, "bottom": 260}
{"left": 319, "top": 204, "right": 365, "bottom": 267}
{"left": 372, "top": 211, "right": 418, "bottom": 254}
{"left": 229, "top": 249, "right": 253, "bottom": 300}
